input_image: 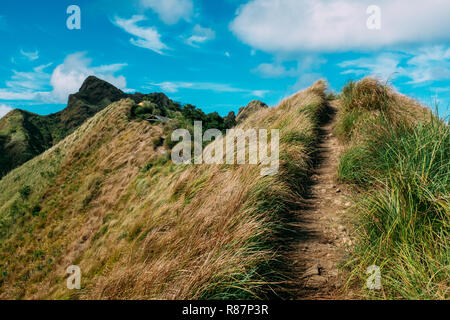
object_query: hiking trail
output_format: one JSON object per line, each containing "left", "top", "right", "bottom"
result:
{"left": 289, "top": 100, "right": 355, "bottom": 299}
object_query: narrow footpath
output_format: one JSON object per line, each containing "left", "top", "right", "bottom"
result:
{"left": 290, "top": 100, "right": 354, "bottom": 299}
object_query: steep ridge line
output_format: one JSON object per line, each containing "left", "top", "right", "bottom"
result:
{"left": 0, "top": 83, "right": 330, "bottom": 299}
{"left": 289, "top": 100, "right": 354, "bottom": 299}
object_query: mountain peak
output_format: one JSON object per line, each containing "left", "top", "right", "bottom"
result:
{"left": 75, "top": 75, "right": 126, "bottom": 105}
{"left": 79, "top": 75, "right": 117, "bottom": 91}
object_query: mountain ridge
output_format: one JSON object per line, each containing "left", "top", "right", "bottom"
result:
{"left": 0, "top": 80, "right": 328, "bottom": 299}
{"left": 0, "top": 76, "right": 182, "bottom": 178}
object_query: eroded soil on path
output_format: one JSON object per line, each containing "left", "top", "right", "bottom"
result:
{"left": 289, "top": 100, "right": 355, "bottom": 299}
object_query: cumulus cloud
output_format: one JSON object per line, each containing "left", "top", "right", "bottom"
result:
{"left": 113, "top": 15, "right": 168, "bottom": 54}
{"left": 186, "top": 25, "right": 215, "bottom": 47}
{"left": 48, "top": 52, "right": 127, "bottom": 103}
{"left": 0, "top": 104, "right": 13, "bottom": 118}
{"left": 230, "top": 0, "right": 450, "bottom": 53}
{"left": 0, "top": 52, "right": 127, "bottom": 104}
{"left": 140, "top": 0, "right": 193, "bottom": 24}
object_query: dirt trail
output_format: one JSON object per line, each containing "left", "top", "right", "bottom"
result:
{"left": 289, "top": 100, "right": 354, "bottom": 299}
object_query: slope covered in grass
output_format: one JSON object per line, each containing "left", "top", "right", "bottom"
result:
{"left": 0, "top": 81, "right": 328, "bottom": 299}
{"left": 335, "top": 78, "right": 449, "bottom": 299}
{"left": 0, "top": 76, "right": 187, "bottom": 179}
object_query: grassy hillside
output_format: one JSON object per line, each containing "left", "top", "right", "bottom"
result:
{"left": 0, "top": 76, "right": 188, "bottom": 179}
{"left": 0, "top": 81, "right": 328, "bottom": 299}
{"left": 335, "top": 78, "right": 449, "bottom": 299}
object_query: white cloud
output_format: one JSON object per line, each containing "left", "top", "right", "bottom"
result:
{"left": 339, "top": 46, "right": 450, "bottom": 84}
{"left": 0, "top": 90, "right": 36, "bottom": 100}
{"left": 186, "top": 25, "right": 215, "bottom": 47}
{"left": 5, "top": 63, "right": 52, "bottom": 91}
{"left": 48, "top": 52, "right": 127, "bottom": 103}
{"left": 405, "top": 46, "right": 450, "bottom": 84}
{"left": 140, "top": 0, "right": 193, "bottom": 25}
{"left": 338, "top": 53, "right": 406, "bottom": 81}
{"left": 230, "top": 0, "right": 450, "bottom": 53}
{"left": 0, "top": 52, "right": 127, "bottom": 104}
{"left": 0, "top": 63, "right": 52, "bottom": 101}
{"left": 0, "top": 104, "right": 13, "bottom": 118}
{"left": 147, "top": 81, "right": 268, "bottom": 97}
{"left": 20, "top": 49, "right": 39, "bottom": 61}
{"left": 113, "top": 15, "right": 168, "bottom": 54}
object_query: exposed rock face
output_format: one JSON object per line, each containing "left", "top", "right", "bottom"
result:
{"left": 58, "top": 76, "right": 127, "bottom": 131}
{"left": 236, "top": 100, "right": 268, "bottom": 124}
{"left": 76, "top": 76, "right": 126, "bottom": 104}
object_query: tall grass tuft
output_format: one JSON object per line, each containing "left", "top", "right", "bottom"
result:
{"left": 337, "top": 78, "right": 449, "bottom": 299}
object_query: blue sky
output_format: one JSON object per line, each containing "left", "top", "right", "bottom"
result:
{"left": 0, "top": 0, "right": 449, "bottom": 118}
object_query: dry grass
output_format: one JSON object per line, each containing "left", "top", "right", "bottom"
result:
{"left": 0, "top": 83, "right": 327, "bottom": 299}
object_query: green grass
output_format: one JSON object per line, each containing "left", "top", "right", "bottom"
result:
{"left": 337, "top": 79, "right": 449, "bottom": 299}
{"left": 334, "top": 109, "right": 363, "bottom": 141}
{"left": 338, "top": 145, "right": 372, "bottom": 184}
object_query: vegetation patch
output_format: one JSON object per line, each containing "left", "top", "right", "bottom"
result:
{"left": 337, "top": 78, "right": 449, "bottom": 299}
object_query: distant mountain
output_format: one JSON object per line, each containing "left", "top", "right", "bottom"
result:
{"left": 0, "top": 76, "right": 180, "bottom": 178}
